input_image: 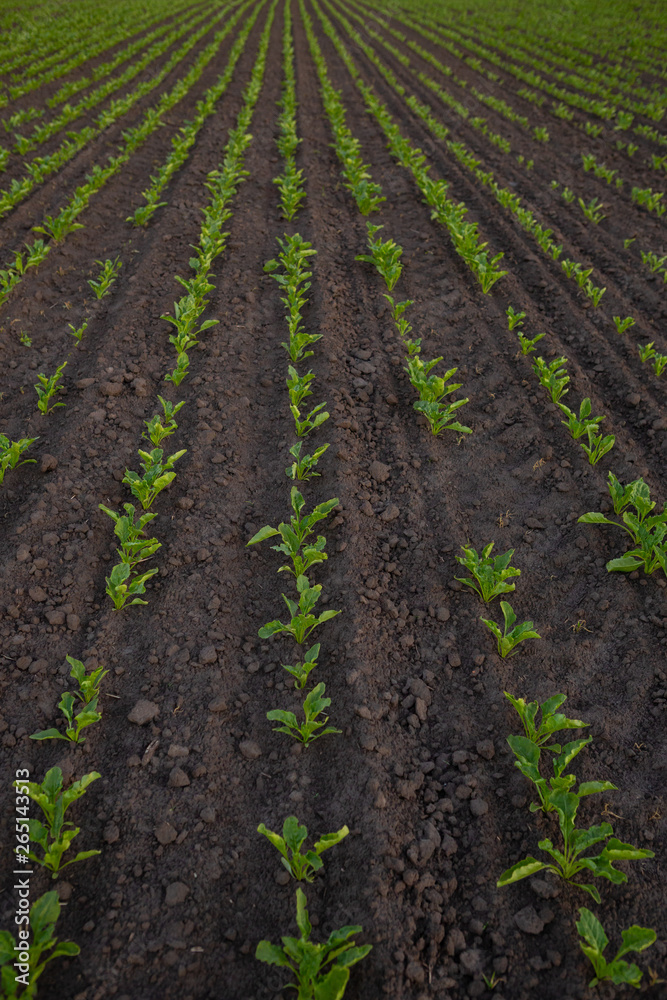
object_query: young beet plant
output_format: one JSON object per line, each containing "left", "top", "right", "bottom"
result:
{"left": 67, "top": 319, "right": 88, "bottom": 343}
{"left": 639, "top": 342, "right": 667, "bottom": 377}
{"left": 256, "top": 887, "right": 371, "bottom": 999}
{"left": 0, "top": 892, "right": 79, "bottom": 998}
{"left": 576, "top": 908, "right": 656, "bottom": 989}
{"left": 143, "top": 396, "right": 185, "bottom": 446}
{"left": 405, "top": 356, "right": 471, "bottom": 435}
{"left": 456, "top": 542, "right": 520, "bottom": 602}
{"left": 267, "top": 681, "right": 341, "bottom": 747}
{"left": 259, "top": 575, "right": 340, "bottom": 644}
{"left": 257, "top": 815, "right": 348, "bottom": 881}
{"left": 264, "top": 234, "right": 320, "bottom": 363}
{"left": 282, "top": 642, "right": 320, "bottom": 689}
{"left": 31, "top": 655, "right": 107, "bottom": 744}
{"left": 579, "top": 473, "right": 667, "bottom": 576}
{"left": 533, "top": 356, "right": 569, "bottom": 403}
{"left": 508, "top": 733, "right": 596, "bottom": 814}
{"left": 15, "top": 767, "right": 101, "bottom": 879}
{"left": 504, "top": 692, "right": 589, "bottom": 751}
{"left": 497, "top": 781, "right": 654, "bottom": 903}
{"left": 355, "top": 222, "right": 403, "bottom": 290}
{"left": 0, "top": 434, "right": 37, "bottom": 485}
{"left": 123, "top": 446, "right": 186, "bottom": 509}
{"left": 286, "top": 440, "right": 330, "bottom": 481}
{"left": 35, "top": 362, "right": 67, "bottom": 414}
{"left": 613, "top": 315, "right": 635, "bottom": 336}
{"left": 284, "top": 364, "right": 329, "bottom": 446}
{"left": 87, "top": 256, "right": 121, "bottom": 299}
{"left": 100, "top": 502, "right": 161, "bottom": 610}
{"left": 247, "top": 487, "right": 338, "bottom": 579}
{"left": 480, "top": 601, "right": 540, "bottom": 658}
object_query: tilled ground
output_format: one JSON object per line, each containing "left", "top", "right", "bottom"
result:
{"left": 0, "top": 3, "right": 665, "bottom": 999}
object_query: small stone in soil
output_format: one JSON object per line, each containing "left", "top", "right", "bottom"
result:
{"left": 127, "top": 700, "right": 159, "bottom": 725}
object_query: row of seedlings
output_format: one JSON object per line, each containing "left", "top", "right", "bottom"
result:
{"left": 102, "top": 0, "right": 280, "bottom": 610}
{"left": 0, "top": 1, "right": 250, "bottom": 308}
{"left": 249, "top": 227, "right": 373, "bottom": 994}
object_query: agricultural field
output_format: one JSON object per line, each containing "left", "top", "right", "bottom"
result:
{"left": 1, "top": 0, "right": 666, "bottom": 996}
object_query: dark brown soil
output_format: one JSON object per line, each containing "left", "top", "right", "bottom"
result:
{"left": 0, "top": 3, "right": 665, "bottom": 1000}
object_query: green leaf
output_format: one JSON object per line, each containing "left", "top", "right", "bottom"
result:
{"left": 255, "top": 941, "right": 293, "bottom": 968}
{"left": 497, "top": 856, "right": 547, "bottom": 886}
{"left": 576, "top": 907, "right": 608, "bottom": 954}
{"left": 313, "top": 965, "right": 350, "bottom": 1000}
{"left": 606, "top": 555, "right": 643, "bottom": 572}
{"left": 616, "top": 925, "right": 657, "bottom": 959}
{"left": 578, "top": 512, "right": 614, "bottom": 523}
{"left": 247, "top": 525, "right": 280, "bottom": 545}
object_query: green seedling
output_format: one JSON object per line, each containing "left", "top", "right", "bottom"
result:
{"left": 104, "top": 560, "right": 158, "bottom": 610}
{"left": 32, "top": 211, "right": 84, "bottom": 243}
{"left": 19, "top": 330, "right": 31, "bottom": 347}
{"left": 247, "top": 487, "right": 338, "bottom": 578}
{"left": 67, "top": 319, "right": 88, "bottom": 342}
{"left": 287, "top": 366, "right": 316, "bottom": 407}
{"left": 580, "top": 427, "right": 615, "bottom": 466}
{"left": 15, "top": 767, "right": 101, "bottom": 879}
{"left": 265, "top": 234, "right": 320, "bottom": 362}
{"left": 482, "top": 971, "right": 504, "bottom": 990}
{"left": 162, "top": 295, "right": 218, "bottom": 354}
{"left": 164, "top": 351, "right": 190, "bottom": 386}
{"left": 562, "top": 187, "right": 575, "bottom": 203}
{"left": 577, "top": 908, "right": 656, "bottom": 989}
{"left": 574, "top": 266, "right": 594, "bottom": 290}
{"left": 0, "top": 434, "right": 37, "bottom": 484}
{"left": 286, "top": 440, "right": 330, "bottom": 481}
{"left": 384, "top": 294, "right": 413, "bottom": 339}
{"left": 456, "top": 542, "right": 520, "bottom": 602}
{"left": 579, "top": 473, "right": 667, "bottom": 576}
{"left": 505, "top": 692, "right": 589, "bottom": 751}
{"left": 405, "top": 356, "right": 471, "bottom": 435}
{"left": 267, "top": 682, "right": 341, "bottom": 746}
{"left": 533, "top": 355, "right": 569, "bottom": 403}
{"left": 497, "top": 783, "right": 654, "bottom": 903}
{"left": 480, "top": 601, "right": 540, "bottom": 658}
{"left": 517, "top": 330, "right": 545, "bottom": 355}
{"left": 506, "top": 306, "right": 526, "bottom": 331}
{"left": 291, "top": 400, "right": 330, "bottom": 438}
{"left": 582, "top": 153, "right": 597, "bottom": 171}
{"left": 355, "top": 222, "right": 403, "bottom": 290}
{"left": 34, "top": 361, "right": 67, "bottom": 414}
{"left": 613, "top": 315, "right": 635, "bottom": 335}
{"left": 623, "top": 237, "right": 636, "bottom": 249}
{"left": 558, "top": 398, "right": 604, "bottom": 440}
{"left": 282, "top": 643, "right": 320, "bottom": 689}
{"left": 142, "top": 395, "right": 185, "bottom": 446}
{"left": 30, "top": 655, "right": 107, "bottom": 743}
{"left": 259, "top": 575, "right": 340, "bottom": 644}
{"left": 508, "top": 733, "right": 601, "bottom": 813}
{"left": 123, "top": 446, "right": 186, "bottom": 509}
{"left": 585, "top": 281, "right": 606, "bottom": 306}
{"left": 577, "top": 198, "right": 607, "bottom": 226}
{"left": 256, "top": 887, "right": 371, "bottom": 996}
{"left": 0, "top": 891, "right": 80, "bottom": 998}
{"left": 638, "top": 342, "right": 667, "bottom": 376}
{"left": 99, "top": 502, "right": 161, "bottom": 567}
{"left": 640, "top": 250, "right": 667, "bottom": 273}
{"left": 87, "top": 256, "right": 121, "bottom": 299}
{"left": 257, "top": 814, "right": 349, "bottom": 881}
{"left": 533, "top": 126, "right": 549, "bottom": 143}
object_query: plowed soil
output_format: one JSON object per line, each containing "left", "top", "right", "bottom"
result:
{"left": 0, "top": 3, "right": 665, "bottom": 1000}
